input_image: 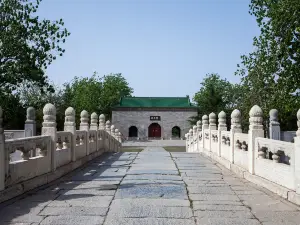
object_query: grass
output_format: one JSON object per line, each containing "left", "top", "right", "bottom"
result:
{"left": 121, "top": 148, "right": 143, "bottom": 152}
{"left": 163, "top": 146, "right": 186, "bottom": 152}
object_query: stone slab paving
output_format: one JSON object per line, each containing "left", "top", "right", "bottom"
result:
{"left": 1, "top": 148, "right": 300, "bottom": 224}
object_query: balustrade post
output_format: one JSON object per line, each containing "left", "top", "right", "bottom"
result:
{"left": 106, "top": 120, "right": 111, "bottom": 152}
{"left": 42, "top": 103, "right": 57, "bottom": 171}
{"left": 98, "top": 114, "right": 105, "bottom": 151}
{"left": 24, "top": 107, "right": 37, "bottom": 157}
{"left": 193, "top": 125, "right": 197, "bottom": 152}
{"left": 230, "top": 109, "right": 242, "bottom": 163}
{"left": 118, "top": 131, "right": 122, "bottom": 152}
{"left": 25, "top": 107, "right": 36, "bottom": 137}
{"left": 196, "top": 120, "right": 202, "bottom": 152}
{"left": 185, "top": 133, "right": 189, "bottom": 152}
{"left": 218, "top": 111, "right": 227, "bottom": 157}
{"left": 64, "top": 107, "right": 76, "bottom": 162}
{"left": 115, "top": 129, "right": 120, "bottom": 152}
{"left": 111, "top": 125, "right": 115, "bottom": 152}
{"left": 269, "top": 109, "right": 281, "bottom": 140}
{"left": 90, "top": 112, "right": 98, "bottom": 152}
{"left": 90, "top": 112, "right": 98, "bottom": 130}
{"left": 294, "top": 109, "right": 300, "bottom": 194}
{"left": 188, "top": 129, "right": 193, "bottom": 152}
{"left": 209, "top": 113, "right": 217, "bottom": 152}
{"left": 248, "top": 105, "right": 264, "bottom": 174}
{"left": 80, "top": 110, "right": 89, "bottom": 155}
{"left": 0, "top": 107, "right": 5, "bottom": 191}
{"left": 202, "top": 115, "right": 209, "bottom": 150}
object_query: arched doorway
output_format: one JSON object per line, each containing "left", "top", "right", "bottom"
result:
{"left": 128, "top": 126, "right": 138, "bottom": 137}
{"left": 148, "top": 123, "right": 161, "bottom": 138}
{"left": 172, "top": 126, "right": 181, "bottom": 139}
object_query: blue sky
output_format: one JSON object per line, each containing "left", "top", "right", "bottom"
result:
{"left": 38, "top": 0, "right": 260, "bottom": 100}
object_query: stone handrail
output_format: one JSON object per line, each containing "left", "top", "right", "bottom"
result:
{"left": 0, "top": 104, "right": 123, "bottom": 203}
{"left": 255, "top": 137, "right": 295, "bottom": 190}
{"left": 5, "top": 136, "right": 52, "bottom": 187}
{"left": 186, "top": 106, "right": 300, "bottom": 206}
{"left": 4, "top": 130, "right": 25, "bottom": 140}
{"left": 233, "top": 133, "right": 249, "bottom": 169}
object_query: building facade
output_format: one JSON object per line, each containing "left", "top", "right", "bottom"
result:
{"left": 112, "top": 96, "right": 197, "bottom": 140}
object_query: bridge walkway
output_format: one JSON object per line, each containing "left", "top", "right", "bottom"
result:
{"left": 0, "top": 147, "right": 299, "bottom": 225}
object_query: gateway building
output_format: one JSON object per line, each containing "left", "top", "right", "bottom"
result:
{"left": 112, "top": 96, "right": 197, "bottom": 140}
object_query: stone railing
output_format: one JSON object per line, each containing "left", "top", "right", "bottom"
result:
{"left": 186, "top": 106, "right": 300, "bottom": 205}
{"left": 4, "top": 130, "right": 25, "bottom": 140}
{"left": 256, "top": 137, "right": 294, "bottom": 190}
{"left": 0, "top": 104, "right": 122, "bottom": 203}
{"left": 234, "top": 133, "right": 249, "bottom": 170}
{"left": 220, "top": 131, "right": 231, "bottom": 161}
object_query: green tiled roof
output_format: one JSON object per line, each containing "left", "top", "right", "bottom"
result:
{"left": 115, "top": 96, "right": 197, "bottom": 108}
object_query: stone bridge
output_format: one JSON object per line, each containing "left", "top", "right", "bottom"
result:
{"left": 0, "top": 104, "right": 300, "bottom": 224}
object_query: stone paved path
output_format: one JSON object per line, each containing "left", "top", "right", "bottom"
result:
{"left": 1, "top": 147, "right": 300, "bottom": 224}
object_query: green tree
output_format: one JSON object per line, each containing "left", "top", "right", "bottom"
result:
{"left": 0, "top": 0, "right": 70, "bottom": 92}
{"left": 17, "top": 82, "right": 66, "bottom": 131}
{"left": 190, "top": 74, "right": 242, "bottom": 126}
{"left": 99, "top": 73, "right": 133, "bottom": 117}
{"left": 235, "top": 0, "right": 300, "bottom": 131}
{"left": 64, "top": 73, "right": 133, "bottom": 126}
{"left": 0, "top": 92, "right": 25, "bottom": 129}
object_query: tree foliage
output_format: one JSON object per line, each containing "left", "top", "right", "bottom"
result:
{"left": 17, "top": 82, "right": 66, "bottom": 131}
{"left": 0, "top": 0, "right": 70, "bottom": 92}
{"left": 190, "top": 73, "right": 242, "bottom": 127}
{"left": 64, "top": 73, "right": 133, "bottom": 125}
{"left": 235, "top": 0, "right": 300, "bottom": 131}
{"left": 0, "top": 92, "right": 25, "bottom": 129}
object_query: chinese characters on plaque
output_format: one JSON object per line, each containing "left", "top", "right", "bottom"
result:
{"left": 150, "top": 116, "right": 161, "bottom": 121}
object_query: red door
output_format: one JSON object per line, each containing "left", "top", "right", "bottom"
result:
{"left": 148, "top": 123, "right": 161, "bottom": 138}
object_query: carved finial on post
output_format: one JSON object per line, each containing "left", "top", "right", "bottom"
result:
{"left": 25, "top": 107, "right": 36, "bottom": 138}
{"left": 218, "top": 111, "right": 227, "bottom": 130}
{"left": 249, "top": 105, "right": 263, "bottom": 130}
{"left": 42, "top": 103, "right": 57, "bottom": 171}
{"left": 197, "top": 120, "right": 202, "bottom": 132}
{"left": 209, "top": 112, "right": 217, "bottom": 130}
{"left": 64, "top": 107, "right": 76, "bottom": 128}
{"left": 269, "top": 109, "right": 279, "bottom": 123}
{"left": 80, "top": 110, "right": 89, "bottom": 130}
{"left": 111, "top": 125, "right": 115, "bottom": 138}
{"left": 90, "top": 112, "right": 98, "bottom": 130}
{"left": 193, "top": 125, "right": 197, "bottom": 135}
{"left": 202, "top": 115, "right": 209, "bottom": 130}
{"left": 231, "top": 109, "right": 242, "bottom": 133}
{"left": 42, "top": 103, "right": 56, "bottom": 128}
{"left": 106, "top": 120, "right": 111, "bottom": 133}
{"left": 26, "top": 107, "right": 35, "bottom": 122}
{"left": 297, "top": 109, "right": 300, "bottom": 137}
{"left": 99, "top": 114, "right": 105, "bottom": 130}
{"left": 115, "top": 128, "right": 119, "bottom": 140}
{"left": 269, "top": 109, "right": 280, "bottom": 140}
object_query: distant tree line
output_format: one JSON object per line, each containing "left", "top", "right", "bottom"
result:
{"left": 1, "top": 73, "right": 133, "bottom": 132}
